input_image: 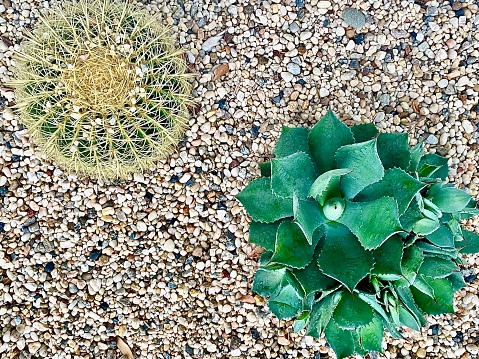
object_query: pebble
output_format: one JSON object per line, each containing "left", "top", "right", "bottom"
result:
{"left": 342, "top": 7, "right": 366, "bottom": 29}
{"left": 281, "top": 72, "right": 294, "bottom": 82}
{"left": 163, "top": 239, "right": 175, "bottom": 252}
{"left": 286, "top": 62, "right": 301, "bottom": 75}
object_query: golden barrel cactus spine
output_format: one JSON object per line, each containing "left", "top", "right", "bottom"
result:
{"left": 10, "top": 0, "right": 192, "bottom": 179}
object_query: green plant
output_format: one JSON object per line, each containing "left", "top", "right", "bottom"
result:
{"left": 9, "top": 0, "right": 192, "bottom": 179}
{"left": 237, "top": 111, "right": 479, "bottom": 358}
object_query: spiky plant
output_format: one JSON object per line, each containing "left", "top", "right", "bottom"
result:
{"left": 9, "top": 0, "right": 192, "bottom": 179}
{"left": 237, "top": 111, "right": 479, "bottom": 359}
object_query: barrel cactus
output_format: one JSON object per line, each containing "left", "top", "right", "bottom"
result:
{"left": 237, "top": 111, "right": 479, "bottom": 358}
{"left": 10, "top": 0, "right": 192, "bottom": 179}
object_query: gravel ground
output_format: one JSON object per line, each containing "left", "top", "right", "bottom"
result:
{"left": 1, "top": 0, "right": 479, "bottom": 358}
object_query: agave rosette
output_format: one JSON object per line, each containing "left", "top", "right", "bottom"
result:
{"left": 237, "top": 111, "right": 479, "bottom": 358}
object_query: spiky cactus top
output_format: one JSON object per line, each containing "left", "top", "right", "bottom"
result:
{"left": 10, "top": 0, "right": 192, "bottom": 179}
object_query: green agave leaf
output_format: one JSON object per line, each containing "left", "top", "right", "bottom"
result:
{"left": 351, "top": 123, "right": 379, "bottom": 143}
{"left": 318, "top": 224, "right": 375, "bottom": 291}
{"left": 293, "top": 311, "right": 310, "bottom": 332}
{"left": 460, "top": 204, "right": 479, "bottom": 220}
{"left": 398, "top": 303, "right": 421, "bottom": 331}
{"left": 394, "top": 285, "right": 427, "bottom": 327}
{"left": 325, "top": 320, "right": 366, "bottom": 359}
{"left": 357, "top": 291, "right": 402, "bottom": 339}
{"left": 338, "top": 197, "right": 402, "bottom": 250}
{"left": 448, "top": 272, "right": 466, "bottom": 291}
{"left": 419, "top": 256, "right": 458, "bottom": 278}
{"left": 372, "top": 235, "right": 404, "bottom": 279}
{"left": 401, "top": 245, "right": 424, "bottom": 284}
{"left": 411, "top": 277, "right": 455, "bottom": 315}
{"left": 413, "top": 217, "right": 440, "bottom": 236}
{"left": 336, "top": 139, "right": 385, "bottom": 199}
{"left": 419, "top": 153, "right": 449, "bottom": 180}
{"left": 355, "top": 168, "right": 425, "bottom": 215}
{"left": 411, "top": 274, "right": 435, "bottom": 298}
{"left": 293, "top": 197, "right": 326, "bottom": 245}
{"left": 306, "top": 291, "right": 343, "bottom": 338}
{"left": 357, "top": 315, "right": 383, "bottom": 352}
{"left": 428, "top": 187, "right": 471, "bottom": 213}
{"left": 259, "top": 250, "right": 273, "bottom": 265}
{"left": 458, "top": 229, "right": 479, "bottom": 254}
{"left": 377, "top": 132, "right": 411, "bottom": 171}
{"left": 271, "top": 221, "right": 315, "bottom": 269}
{"left": 308, "top": 110, "right": 354, "bottom": 174}
{"left": 408, "top": 142, "right": 424, "bottom": 173}
{"left": 333, "top": 292, "right": 375, "bottom": 330}
{"left": 252, "top": 265, "right": 287, "bottom": 297}
{"left": 271, "top": 152, "right": 317, "bottom": 199}
{"left": 400, "top": 199, "right": 423, "bottom": 232}
{"left": 237, "top": 177, "right": 293, "bottom": 223}
{"left": 415, "top": 241, "right": 458, "bottom": 259}
{"left": 292, "top": 244, "right": 337, "bottom": 295}
{"left": 274, "top": 127, "right": 310, "bottom": 158}
{"left": 268, "top": 282, "right": 303, "bottom": 319}
{"left": 308, "top": 168, "right": 352, "bottom": 206}
{"left": 249, "top": 221, "right": 281, "bottom": 252}
{"left": 426, "top": 224, "right": 454, "bottom": 248}
{"left": 260, "top": 161, "right": 271, "bottom": 177}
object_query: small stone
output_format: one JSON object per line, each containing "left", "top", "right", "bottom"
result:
{"left": 278, "top": 337, "right": 290, "bottom": 346}
{"left": 466, "top": 344, "right": 479, "bottom": 355}
{"left": 286, "top": 62, "right": 301, "bottom": 75}
{"left": 462, "top": 120, "right": 474, "bottom": 134}
{"left": 44, "top": 262, "right": 54, "bottom": 273}
{"left": 136, "top": 221, "right": 147, "bottom": 232}
{"left": 289, "top": 22, "right": 300, "bottom": 33}
{"left": 3, "top": 108, "right": 13, "bottom": 121}
{"left": 426, "top": 135, "right": 438, "bottom": 145}
{"left": 319, "top": 88, "right": 330, "bottom": 97}
{"left": 281, "top": 72, "right": 294, "bottom": 82}
{"left": 28, "top": 342, "right": 41, "bottom": 354}
{"left": 342, "top": 8, "right": 366, "bottom": 29}
{"left": 163, "top": 239, "right": 175, "bottom": 252}
{"left": 416, "top": 348, "right": 426, "bottom": 358}
{"left": 300, "top": 31, "right": 313, "bottom": 41}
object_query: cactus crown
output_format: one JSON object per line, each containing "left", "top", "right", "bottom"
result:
{"left": 10, "top": 0, "right": 192, "bottom": 179}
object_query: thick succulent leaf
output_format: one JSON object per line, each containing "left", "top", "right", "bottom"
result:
{"left": 351, "top": 123, "right": 379, "bottom": 143}
{"left": 401, "top": 245, "right": 424, "bottom": 284}
{"left": 411, "top": 277, "right": 454, "bottom": 315}
{"left": 237, "top": 177, "right": 293, "bottom": 223}
{"left": 372, "top": 235, "right": 404, "bottom": 279}
{"left": 408, "top": 142, "right": 424, "bottom": 172}
{"left": 306, "top": 291, "right": 343, "bottom": 337}
{"left": 308, "top": 168, "right": 352, "bottom": 205}
{"left": 293, "top": 197, "right": 326, "bottom": 245}
{"left": 308, "top": 110, "right": 354, "bottom": 174}
{"left": 338, "top": 197, "right": 402, "bottom": 250}
{"left": 419, "top": 256, "right": 458, "bottom": 278}
{"left": 252, "top": 265, "right": 287, "bottom": 297}
{"left": 419, "top": 153, "right": 449, "bottom": 180}
{"left": 274, "top": 127, "right": 310, "bottom": 158}
{"left": 260, "top": 161, "right": 271, "bottom": 177}
{"left": 336, "top": 139, "right": 385, "bottom": 199}
{"left": 271, "top": 221, "right": 315, "bottom": 269}
{"left": 458, "top": 229, "right": 479, "bottom": 254}
{"left": 415, "top": 241, "right": 458, "bottom": 259}
{"left": 293, "top": 311, "right": 310, "bottom": 332}
{"left": 412, "top": 274, "right": 435, "bottom": 298}
{"left": 271, "top": 152, "right": 317, "bottom": 199}
{"left": 428, "top": 187, "right": 471, "bottom": 213}
{"left": 460, "top": 205, "right": 479, "bottom": 220}
{"left": 268, "top": 283, "right": 303, "bottom": 319}
{"left": 426, "top": 224, "right": 454, "bottom": 248}
{"left": 259, "top": 251, "right": 273, "bottom": 265}
{"left": 334, "top": 292, "right": 375, "bottom": 329}
{"left": 394, "top": 285, "right": 426, "bottom": 326}
{"left": 448, "top": 272, "right": 466, "bottom": 291}
{"left": 357, "top": 315, "right": 383, "bottom": 352}
{"left": 249, "top": 221, "right": 281, "bottom": 252}
{"left": 377, "top": 133, "right": 411, "bottom": 170}
{"left": 355, "top": 168, "right": 425, "bottom": 215}
{"left": 318, "top": 224, "right": 375, "bottom": 291}
{"left": 400, "top": 199, "right": 423, "bottom": 232}
{"left": 357, "top": 291, "right": 402, "bottom": 338}
{"left": 292, "top": 245, "right": 337, "bottom": 295}
{"left": 398, "top": 303, "right": 421, "bottom": 331}
{"left": 413, "top": 217, "right": 440, "bottom": 236}
{"left": 325, "top": 320, "right": 366, "bottom": 359}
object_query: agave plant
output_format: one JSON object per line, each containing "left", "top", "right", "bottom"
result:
{"left": 9, "top": 0, "right": 192, "bottom": 179}
{"left": 237, "top": 111, "right": 479, "bottom": 358}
